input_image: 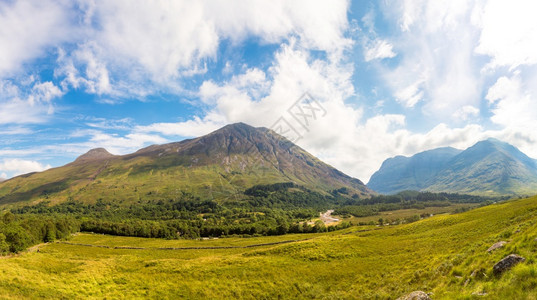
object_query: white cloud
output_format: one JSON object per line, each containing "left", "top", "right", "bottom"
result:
{"left": 31, "top": 82, "right": 64, "bottom": 103}
{"left": 0, "top": 158, "right": 51, "bottom": 178}
{"left": 83, "top": 117, "right": 133, "bottom": 131}
{"left": 0, "top": 126, "right": 33, "bottom": 135}
{"left": 394, "top": 79, "right": 425, "bottom": 108}
{"left": 0, "top": 0, "right": 72, "bottom": 77}
{"left": 453, "top": 105, "right": 480, "bottom": 121}
{"left": 79, "top": 131, "right": 168, "bottom": 155}
{"left": 381, "top": 0, "right": 481, "bottom": 118}
{"left": 486, "top": 74, "right": 537, "bottom": 130}
{"left": 56, "top": 43, "right": 115, "bottom": 96}
{"left": 206, "top": 0, "right": 352, "bottom": 54}
{"left": 364, "top": 39, "right": 397, "bottom": 61}
{"left": 0, "top": 99, "right": 48, "bottom": 124}
{"left": 0, "top": 80, "right": 63, "bottom": 124}
{"left": 52, "top": 0, "right": 352, "bottom": 98}
{"left": 1, "top": 0, "right": 352, "bottom": 101}
{"left": 475, "top": 0, "right": 537, "bottom": 70}
{"left": 136, "top": 116, "right": 225, "bottom": 138}
{"left": 87, "top": 1, "right": 217, "bottom": 83}
{"left": 396, "top": 0, "right": 470, "bottom": 33}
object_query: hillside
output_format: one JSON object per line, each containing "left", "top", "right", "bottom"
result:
{"left": 368, "top": 139, "right": 537, "bottom": 195}
{"left": 368, "top": 147, "right": 462, "bottom": 194}
{"left": 0, "top": 123, "right": 372, "bottom": 207}
{"left": 2, "top": 195, "right": 537, "bottom": 298}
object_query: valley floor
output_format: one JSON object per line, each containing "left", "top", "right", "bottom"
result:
{"left": 2, "top": 196, "right": 537, "bottom": 299}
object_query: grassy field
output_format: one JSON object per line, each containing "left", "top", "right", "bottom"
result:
{"left": 340, "top": 203, "right": 479, "bottom": 224}
{"left": 2, "top": 196, "right": 537, "bottom": 299}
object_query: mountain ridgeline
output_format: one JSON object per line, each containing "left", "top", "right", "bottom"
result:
{"left": 368, "top": 138, "right": 537, "bottom": 196}
{"left": 0, "top": 123, "right": 372, "bottom": 207}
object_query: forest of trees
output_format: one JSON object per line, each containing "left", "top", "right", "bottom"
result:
{"left": 0, "top": 212, "right": 79, "bottom": 254}
{"left": 4, "top": 183, "right": 500, "bottom": 253}
{"left": 10, "top": 184, "right": 351, "bottom": 242}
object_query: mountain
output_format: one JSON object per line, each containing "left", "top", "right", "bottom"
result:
{"left": 368, "top": 138, "right": 537, "bottom": 196}
{"left": 72, "top": 148, "right": 116, "bottom": 163}
{"left": 0, "top": 123, "right": 373, "bottom": 206}
{"left": 368, "top": 147, "right": 462, "bottom": 194}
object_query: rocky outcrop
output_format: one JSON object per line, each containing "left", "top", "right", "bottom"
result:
{"left": 493, "top": 254, "right": 525, "bottom": 275}
{"left": 487, "top": 241, "right": 507, "bottom": 253}
{"left": 396, "top": 291, "right": 432, "bottom": 300}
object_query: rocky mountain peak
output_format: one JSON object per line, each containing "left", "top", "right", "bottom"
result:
{"left": 74, "top": 148, "right": 115, "bottom": 163}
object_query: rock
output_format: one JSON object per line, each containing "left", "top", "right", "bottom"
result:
{"left": 493, "top": 254, "right": 525, "bottom": 275}
{"left": 486, "top": 241, "right": 507, "bottom": 253}
{"left": 396, "top": 291, "right": 432, "bottom": 300}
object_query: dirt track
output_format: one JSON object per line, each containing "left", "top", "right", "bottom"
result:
{"left": 320, "top": 210, "right": 339, "bottom": 224}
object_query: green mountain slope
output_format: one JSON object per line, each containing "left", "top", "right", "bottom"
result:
{"left": 0, "top": 123, "right": 373, "bottom": 207}
{"left": 368, "top": 147, "right": 462, "bottom": 194}
{"left": 428, "top": 139, "right": 537, "bottom": 195}
{"left": 368, "top": 138, "right": 537, "bottom": 195}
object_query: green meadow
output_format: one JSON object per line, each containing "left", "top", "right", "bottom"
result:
{"left": 1, "top": 196, "right": 537, "bottom": 299}
{"left": 343, "top": 203, "right": 478, "bottom": 224}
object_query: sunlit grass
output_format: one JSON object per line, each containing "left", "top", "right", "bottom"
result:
{"left": 1, "top": 196, "right": 537, "bottom": 298}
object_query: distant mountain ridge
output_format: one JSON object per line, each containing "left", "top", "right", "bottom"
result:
{"left": 0, "top": 123, "right": 373, "bottom": 206}
{"left": 368, "top": 139, "right": 537, "bottom": 196}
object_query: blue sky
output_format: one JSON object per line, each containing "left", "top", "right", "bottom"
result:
{"left": 1, "top": 0, "right": 537, "bottom": 182}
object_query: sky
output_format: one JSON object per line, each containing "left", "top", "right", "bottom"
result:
{"left": 1, "top": 0, "right": 537, "bottom": 183}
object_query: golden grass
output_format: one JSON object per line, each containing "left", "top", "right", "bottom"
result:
{"left": 1, "top": 196, "right": 537, "bottom": 299}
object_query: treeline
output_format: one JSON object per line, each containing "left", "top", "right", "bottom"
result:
{"left": 8, "top": 184, "right": 502, "bottom": 246}
{"left": 244, "top": 182, "right": 296, "bottom": 197}
{"left": 79, "top": 218, "right": 352, "bottom": 239}
{"left": 0, "top": 212, "right": 79, "bottom": 254}
{"left": 334, "top": 190, "right": 502, "bottom": 218}
{"left": 11, "top": 184, "right": 348, "bottom": 240}
{"left": 352, "top": 191, "right": 504, "bottom": 205}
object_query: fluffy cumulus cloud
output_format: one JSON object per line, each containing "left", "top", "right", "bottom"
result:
{"left": 1, "top": 0, "right": 353, "bottom": 122}
{"left": 0, "top": 0, "right": 72, "bottom": 77}
{"left": 474, "top": 0, "right": 537, "bottom": 70}
{"left": 381, "top": 0, "right": 482, "bottom": 117}
{"left": 52, "top": 0, "right": 352, "bottom": 98}
{"left": 0, "top": 159, "right": 51, "bottom": 178}
{"left": 0, "top": 0, "right": 68, "bottom": 125}
{"left": 138, "top": 41, "right": 356, "bottom": 138}
{"left": 0, "top": 79, "right": 63, "bottom": 124}
{"left": 486, "top": 75, "right": 533, "bottom": 127}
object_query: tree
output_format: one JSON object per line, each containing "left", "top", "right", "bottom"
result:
{"left": 2, "top": 212, "right": 15, "bottom": 224}
{"left": 0, "top": 233, "right": 10, "bottom": 255}
{"left": 313, "top": 220, "right": 326, "bottom": 233}
{"left": 4, "top": 225, "right": 33, "bottom": 253}
{"left": 44, "top": 222, "right": 56, "bottom": 243}
{"left": 276, "top": 219, "right": 289, "bottom": 235}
